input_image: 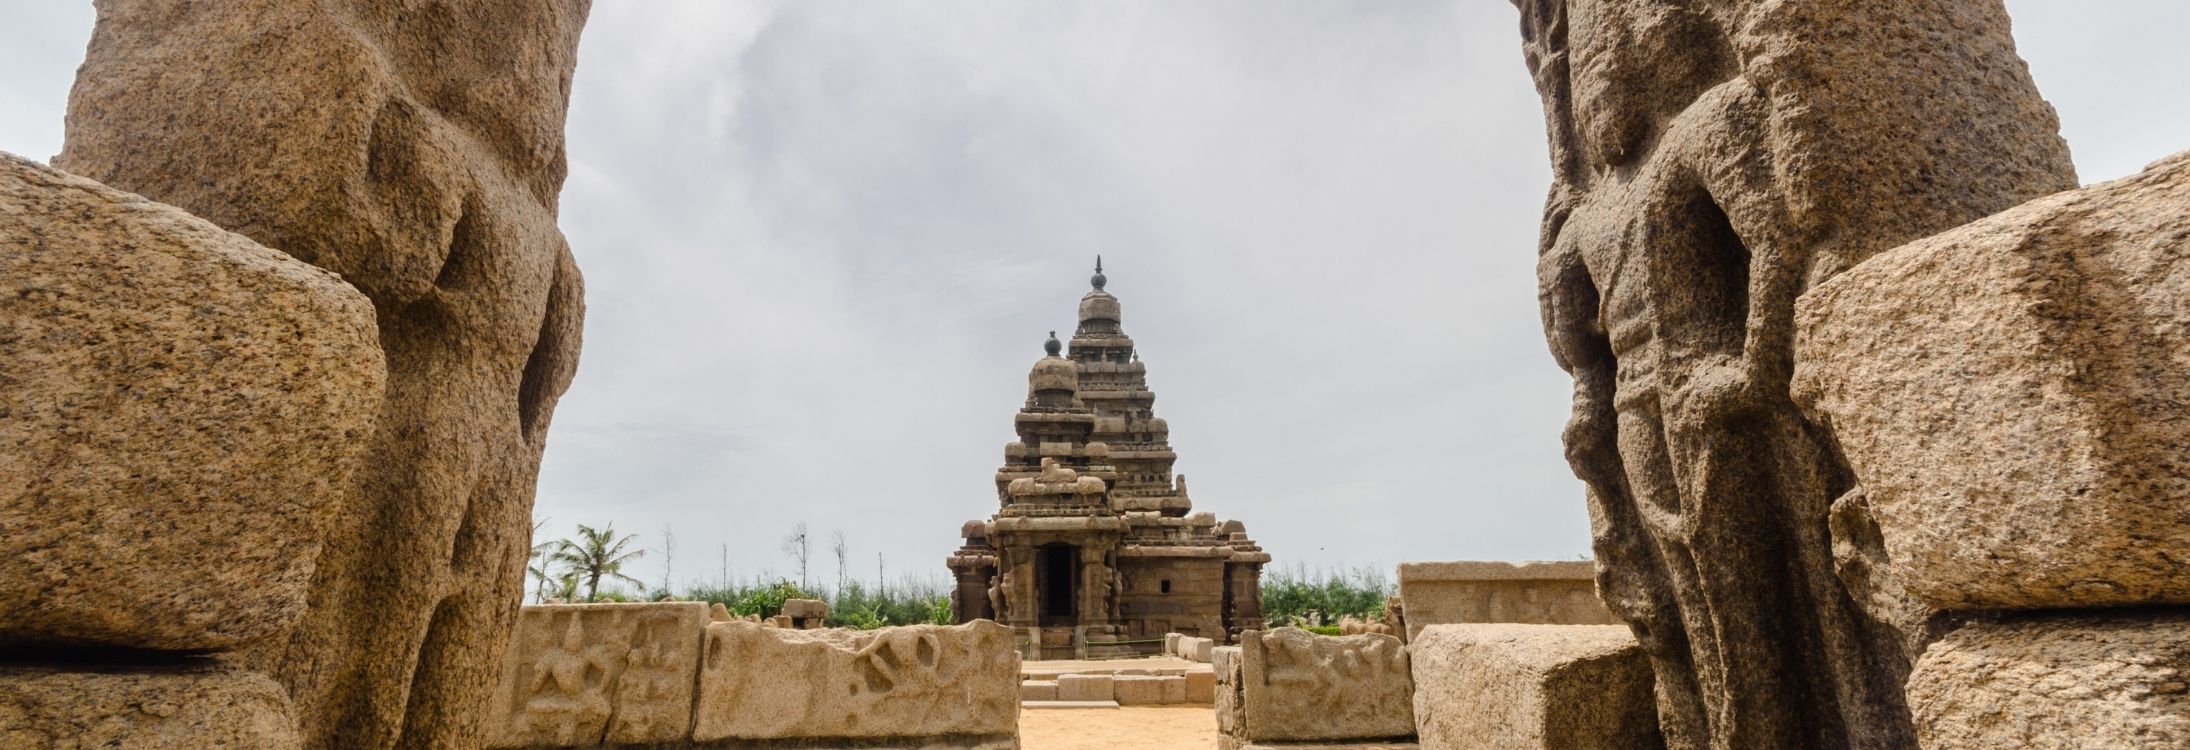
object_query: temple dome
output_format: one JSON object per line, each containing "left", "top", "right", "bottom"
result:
{"left": 1079, "top": 290, "right": 1120, "bottom": 324}
{"left": 1028, "top": 355, "right": 1078, "bottom": 393}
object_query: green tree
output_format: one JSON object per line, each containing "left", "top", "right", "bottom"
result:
{"left": 547, "top": 523, "right": 648, "bottom": 602}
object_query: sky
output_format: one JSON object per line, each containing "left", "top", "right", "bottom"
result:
{"left": 4, "top": 2, "right": 2186, "bottom": 596}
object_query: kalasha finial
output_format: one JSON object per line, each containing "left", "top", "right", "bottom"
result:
{"left": 1091, "top": 255, "right": 1107, "bottom": 291}
{"left": 1044, "top": 331, "right": 1062, "bottom": 356}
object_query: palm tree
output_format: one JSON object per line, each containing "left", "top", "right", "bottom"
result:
{"left": 527, "top": 517, "right": 560, "bottom": 603}
{"left": 547, "top": 523, "right": 648, "bottom": 602}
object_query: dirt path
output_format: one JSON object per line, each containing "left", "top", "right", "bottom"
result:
{"left": 1019, "top": 705, "right": 1217, "bottom": 750}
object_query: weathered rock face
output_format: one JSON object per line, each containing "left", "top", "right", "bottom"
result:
{"left": 57, "top": 2, "right": 590, "bottom": 747}
{"left": 693, "top": 621, "right": 1020, "bottom": 744}
{"left": 1794, "top": 151, "right": 2190, "bottom": 611}
{"left": 1410, "top": 624, "right": 1661, "bottom": 750}
{"left": 1223, "top": 628, "right": 1415, "bottom": 744}
{"left": 1907, "top": 612, "right": 2190, "bottom": 749}
{"left": 0, "top": 661, "right": 302, "bottom": 749}
{"left": 0, "top": 152, "right": 383, "bottom": 653}
{"left": 1511, "top": 0, "right": 2077, "bottom": 746}
{"left": 1396, "top": 562, "right": 1619, "bottom": 641}
{"left": 486, "top": 603, "right": 707, "bottom": 748}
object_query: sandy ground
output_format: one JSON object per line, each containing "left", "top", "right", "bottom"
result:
{"left": 1019, "top": 705, "right": 1217, "bottom": 750}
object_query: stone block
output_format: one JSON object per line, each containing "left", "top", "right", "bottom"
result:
{"left": 1793, "top": 151, "right": 2190, "bottom": 610}
{"left": 1056, "top": 673, "right": 1114, "bottom": 702}
{"left": 1907, "top": 612, "right": 2190, "bottom": 749}
{"left": 0, "top": 661, "right": 300, "bottom": 749}
{"left": 1395, "top": 562, "right": 1618, "bottom": 641}
{"left": 1215, "top": 646, "right": 1245, "bottom": 737}
{"left": 1112, "top": 674, "right": 1187, "bottom": 705}
{"left": 1021, "top": 679, "right": 1058, "bottom": 702}
{"left": 781, "top": 598, "right": 829, "bottom": 620}
{"left": 1179, "top": 636, "right": 1215, "bottom": 663}
{"left": 487, "top": 603, "right": 708, "bottom": 748}
{"left": 1167, "top": 632, "right": 1183, "bottom": 656}
{"left": 0, "top": 152, "right": 383, "bottom": 652}
{"left": 1236, "top": 628, "right": 1415, "bottom": 743}
{"left": 1409, "top": 624, "right": 1661, "bottom": 750}
{"left": 1185, "top": 669, "right": 1216, "bottom": 703}
{"left": 693, "top": 620, "right": 1019, "bottom": 743}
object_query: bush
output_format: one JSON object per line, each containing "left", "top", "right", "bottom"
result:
{"left": 1303, "top": 625, "right": 1344, "bottom": 636}
{"left": 675, "top": 575, "right": 951, "bottom": 629}
{"left": 1261, "top": 564, "right": 1393, "bottom": 628}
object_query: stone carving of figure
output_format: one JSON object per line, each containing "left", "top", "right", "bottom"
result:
{"left": 523, "top": 617, "right": 614, "bottom": 745}
{"left": 1512, "top": 1, "right": 2074, "bottom": 748}
{"left": 991, "top": 568, "right": 1014, "bottom": 623}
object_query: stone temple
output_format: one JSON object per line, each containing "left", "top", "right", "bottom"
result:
{"left": 948, "top": 260, "right": 1269, "bottom": 659}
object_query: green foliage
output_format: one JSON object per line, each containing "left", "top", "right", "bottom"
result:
{"left": 1260, "top": 564, "right": 1393, "bottom": 628}
{"left": 1303, "top": 625, "right": 1344, "bottom": 636}
{"left": 682, "top": 579, "right": 821, "bottom": 618}
{"left": 677, "top": 576, "right": 950, "bottom": 629}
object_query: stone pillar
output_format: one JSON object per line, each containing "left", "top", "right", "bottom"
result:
{"left": 55, "top": 3, "right": 591, "bottom": 747}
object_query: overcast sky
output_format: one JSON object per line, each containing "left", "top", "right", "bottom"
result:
{"left": 5, "top": 2, "right": 2186, "bottom": 595}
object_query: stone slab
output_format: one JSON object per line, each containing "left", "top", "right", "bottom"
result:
{"left": 1233, "top": 628, "right": 1414, "bottom": 743}
{"left": 694, "top": 621, "right": 1019, "bottom": 742}
{"left": 488, "top": 602, "right": 708, "bottom": 748}
{"left": 1221, "top": 741, "right": 1420, "bottom": 750}
{"left": 1113, "top": 674, "right": 1187, "bottom": 705}
{"left": 1055, "top": 673, "right": 1114, "bottom": 702}
{"left": 0, "top": 660, "right": 299, "bottom": 749}
{"left": 1794, "top": 150, "right": 2190, "bottom": 610}
{"left": 1395, "top": 562, "right": 1618, "bottom": 641}
{"left": 1907, "top": 612, "right": 2190, "bottom": 749}
{"left": 1408, "top": 624, "right": 1661, "bottom": 750}
{"left": 0, "top": 153, "right": 383, "bottom": 652}
{"left": 1020, "top": 679, "right": 1058, "bottom": 702}
{"left": 1185, "top": 670, "right": 1217, "bottom": 704}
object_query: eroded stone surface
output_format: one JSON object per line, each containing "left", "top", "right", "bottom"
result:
{"left": 1396, "top": 562, "right": 1618, "bottom": 640}
{"left": 58, "top": 2, "right": 591, "bottom": 746}
{"left": 1795, "top": 151, "right": 2190, "bottom": 611}
{"left": 1907, "top": 612, "right": 2190, "bottom": 750}
{"left": 486, "top": 603, "right": 707, "bottom": 748}
{"left": 1409, "top": 624, "right": 1661, "bottom": 750}
{"left": 1230, "top": 629, "right": 1414, "bottom": 743}
{"left": 694, "top": 621, "right": 1019, "bottom": 743}
{"left": 0, "top": 661, "right": 300, "bottom": 749}
{"left": 0, "top": 152, "right": 382, "bottom": 653}
{"left": 1512, "top": 0, "right": 2077, "bottom": 745}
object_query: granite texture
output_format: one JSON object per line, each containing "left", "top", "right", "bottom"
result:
{"left": 0, "top": 151, "right": 382, "bottom": 653}
{"left": 1513, "top": 0, "right": 2077, "bottom": 746}
{"left": 57, "top": 1, "right": 591, "bottom": 746}
{"left": 1907, "top": 612, "right": 2190, "bottom": 749}
{"left": 1396, "top": 562, "right": 1618, "bottom": 640}
{"left": 486, "top": 603, "right": 708, "bottom": 748}
{"left": 1794, "top": 151, "right": 2190, "bottom": 611}
{"left": 0, "top": 660, "right": 301, "bottom": 749}
{"left": 1229, "top": 629, "right": 1414, "bottom": 744}
{"left": 1409, "top": 624, "right": 1661, "bottom": 750}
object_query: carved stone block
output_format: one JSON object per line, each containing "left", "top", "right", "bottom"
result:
{"left": 692, "top": 621, "right": 1019, "bottom": 743}
{"left": 1409, "top": 624, "right": 1662, "bottom": 750}
{"left": 487, "top": 603, "right": 707, "bottom": 748}
{"left": 1230, "top": 629, "right": 1414, "bottom": 743}
{"left": 1395, "top": 562, "right": 1618, "bottom": 641}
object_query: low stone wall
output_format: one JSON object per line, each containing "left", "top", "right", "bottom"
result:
{"left": 487, "top": 605, "right": 1020, "bottom": 749}
{"left": 1409, "top": 624, "right": 1661, "bottom": 750}
{"left": 1216, "top": 628, "right": 1416, "bottom": 748}
{"left": 1395, "top": 562, "right": 1618, "bottom": 641}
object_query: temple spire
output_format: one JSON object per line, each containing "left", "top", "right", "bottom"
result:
{"left": 1091, "top": 255, "right": 1107, "bottom": 291}
{"left": 1044, "top": 331, "right": 1061, "bottom": 356}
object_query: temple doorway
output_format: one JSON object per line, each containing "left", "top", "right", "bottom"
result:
{"left": 1037, "top": 543, "right": 1078, "bottom": 626}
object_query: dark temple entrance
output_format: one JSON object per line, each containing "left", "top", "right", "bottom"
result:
{"left": 1038, "top": 543, "right": 1077, "bottom": 626}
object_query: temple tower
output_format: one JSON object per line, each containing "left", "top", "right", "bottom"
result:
{"left": 948, "top": 260, "right": 1269, "bottom": 659}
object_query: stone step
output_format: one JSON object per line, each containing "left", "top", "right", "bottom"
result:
{"left": 1023, "top": 700, "right": 1121, "bottom": 709}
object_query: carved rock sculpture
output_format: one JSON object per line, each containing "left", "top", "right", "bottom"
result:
{"left": 1410, "top": 624, "right": 1662, "bottom": 750}
{"left": 56, "top": 2, "right": 591, "bottom": 746}
{"left": 1395, "top": 561, "right": 1618, "bottom": 641}
{"left": 693, "top": 621, "right": 1019, "bottom": 747}
{"left": 1904, "top": 612, "right": 2190, "bottom": 750}
{"left": 1511, "top": 0, "right": 2077, "bottom": 746}
{"left": 1220, "top": 629, "right": 1415, "bottom": 745}
{"left": 486, "top": 603, "right": 708, "bottom": 748}
{"left": 1794, "top": 151, "right": 2190, "bottom": 610}
{"left": 1, "top": 151, "right": 383, "bottom": 652}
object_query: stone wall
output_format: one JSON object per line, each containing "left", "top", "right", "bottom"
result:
{"left": 486, "top": 606, "right": 1021, "bottom": 749}
{"left": 1410, "top": 624, "right": 1661, "bottom": 750}
{"left": 1, "top": 151, "right": 385, "bottom": 748}
{"left": 1794, "top": 151, "right": 2190, "bottom": 749}
{"left": 1396, "top": 562, "right": 1618, "bottom": 641}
